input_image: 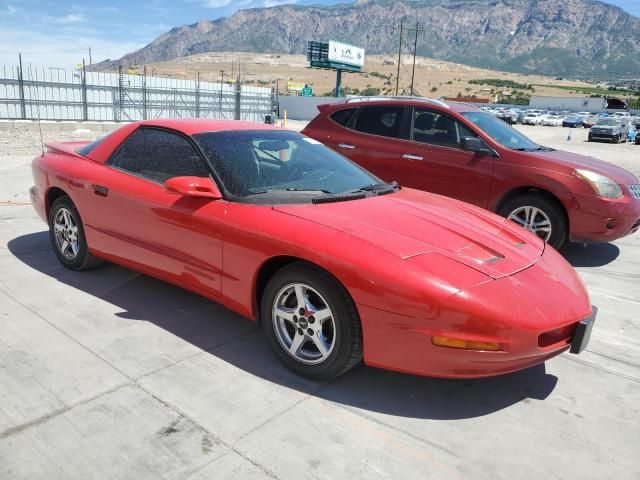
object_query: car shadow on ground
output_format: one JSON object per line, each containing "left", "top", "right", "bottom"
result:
{"left": 10, "top": 231, "right": 562, "bottom": 420}
{"left": 561, "top": 242, "right": 620, "bottom": 267}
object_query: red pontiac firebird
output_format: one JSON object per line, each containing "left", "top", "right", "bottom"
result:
{"left": 30, "top": 119, "right": 595, "bottom": 380}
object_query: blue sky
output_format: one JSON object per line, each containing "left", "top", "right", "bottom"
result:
{"left": 0, "top": 0, "right": 637, "bottom": 68}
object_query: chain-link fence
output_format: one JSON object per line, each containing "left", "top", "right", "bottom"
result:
{"left": 0, "top": 64, "right": 276, "bottom": 122}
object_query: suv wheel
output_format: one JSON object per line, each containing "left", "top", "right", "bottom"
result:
{"left": 499, "top": 194, "right": 568, "bottom": 249}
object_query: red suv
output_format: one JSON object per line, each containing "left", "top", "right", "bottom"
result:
{"left": 302, "top": 98, "right": 640, "bottom": 248}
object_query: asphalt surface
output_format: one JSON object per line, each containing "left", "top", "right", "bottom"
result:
{"left": 1, "top": 147, "right": 639, "bottom": 479}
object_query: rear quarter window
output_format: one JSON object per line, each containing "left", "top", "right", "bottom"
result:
{"left": 330, "top": 108, "right": 356, "bottom": 127}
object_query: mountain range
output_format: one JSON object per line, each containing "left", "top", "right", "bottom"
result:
{"left": 95, "top": 0, "right": 640, "bottom": 79}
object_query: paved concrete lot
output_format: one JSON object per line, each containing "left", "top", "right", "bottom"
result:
{"left": 1, "top": 127, "right": 639, "bottom": 479}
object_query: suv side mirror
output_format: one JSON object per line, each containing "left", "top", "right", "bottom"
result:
{"left": 164, "top": 176, "right": 222, "bottom": 199}
{"left": 461, "top": 137, "right": 495, "bottom": 156}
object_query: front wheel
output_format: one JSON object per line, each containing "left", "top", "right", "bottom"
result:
{"left": 498, "top": 194, "right": 568, "bottom": 249}
{"left": 261, "top": 263, "right": 363, "bottom": 380}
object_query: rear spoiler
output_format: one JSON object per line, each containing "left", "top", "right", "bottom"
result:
{"left": 317, "top": 103, "right": 330, "bottom": 113}
{"left": 44, "top": 141, "right": 88, "bottom": 157}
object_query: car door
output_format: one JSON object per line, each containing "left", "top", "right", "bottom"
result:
{"left": 391, "top": 108, "right": 495, "bottom": 207}
{"left": 87, "top": 127, "right": 225, "bottom": 296}
{"left": 335, "top": 104, "right": 410, "bottom": 182}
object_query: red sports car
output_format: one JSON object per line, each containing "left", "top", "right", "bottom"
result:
{"left": 30, "top": 119, "right": 595, "bottom": 380}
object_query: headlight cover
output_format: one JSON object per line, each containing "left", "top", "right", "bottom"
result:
{"left": 574, "top": 169, "right": 623, "bottom": 199}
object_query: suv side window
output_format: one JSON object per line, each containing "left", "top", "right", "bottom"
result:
{"left": 108, "top": 128, "right": 210, "bottom": 183}
{"left": 353, "top": 106, "right": 404, "bottom": 138}
{"left": 330, "top": 108, "right": 357, "bottom": 127}
{"left": 412, "top": 109, "right": 476, "bottom": 148}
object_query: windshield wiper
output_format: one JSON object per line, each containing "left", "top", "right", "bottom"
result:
{"left": 248, "top": 187, "right": 332, "bottom": 195}
{"left": 348, "top": 181, "right": 400, "bottom": 194}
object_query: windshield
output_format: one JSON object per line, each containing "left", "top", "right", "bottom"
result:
{"left": 194, "top": 130, "right": 387, "bottom": 204}
{"left": 596, "top": 119, "right": 621, "bottom": 126}
{"left": 462, "top": 111, "right": 542, "bottom": 151}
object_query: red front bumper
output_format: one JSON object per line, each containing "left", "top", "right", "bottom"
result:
{"left": 569, "top": 191, "right": 640, "bottom": 243}
{"left": 358, "top": 247, "right": 593, "bottom": 379}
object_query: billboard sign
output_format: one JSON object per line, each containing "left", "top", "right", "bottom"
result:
{"left": 287, "top": 82, "right": 305, "bottom": 92}
{"left": 328, "top": 41, "right": 365, "bottom": 68}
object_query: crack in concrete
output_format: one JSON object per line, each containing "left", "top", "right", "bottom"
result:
{"left": 560, "top": 353, "right": 640, "bottom": 383}
{"left": 0, "top": 381, "right": 133, "bottom": 439}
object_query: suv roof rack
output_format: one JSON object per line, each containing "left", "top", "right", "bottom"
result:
{"left": 344, "top": 96, "right": 450, "bottom": 109}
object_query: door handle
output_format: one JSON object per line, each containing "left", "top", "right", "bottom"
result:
{"left": 337, "top": 143, "right": 355, "bottom": 149}
{"left": 92, "top": 185, "right": 108, "bottom": 197}
{"left": 402, "top": 154, "right": 424, "bottom": 161}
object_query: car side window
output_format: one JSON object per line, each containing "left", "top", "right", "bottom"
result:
{"left": 353, "top": 106, "right": 404, "bottom": 138}
{"left": 108, "top": 128, "right": 210, "bottom": 183}
{"left": 412, "top": 109, "right": 476, "bottom": 148}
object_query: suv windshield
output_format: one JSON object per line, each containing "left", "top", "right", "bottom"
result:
{"left": 194, "top": 130, "right": 390, "bottom": 204}
{"left": 462, "top": 111, "right": 542, "bottom": 151}
{"left": 596, "top": 119, "right": 621, "bottom": 126}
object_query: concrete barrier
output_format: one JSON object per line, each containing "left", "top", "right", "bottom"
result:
{"left": 278, "top": 96, "right": 341, "bottom": 121}
{"left": 0, "top": 120, "right": 124, "bottom": 134}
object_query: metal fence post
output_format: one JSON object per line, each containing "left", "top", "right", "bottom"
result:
{"left": 142, "top": 66, "right": 147, "bottom": 120}
{"left": 117, "top": 65, "right": 124, "bottom": 122}
{"left": 18, "top": 54, "right": 26, "bottom": 119}
{"left": 195, "top": 72, "right": 200, "bottom": 118}
{"left": 235, "top": 79, "right": 241, "bottom": 120}
{"left": 81, "top": 58, "right": 88, "bottom": 121}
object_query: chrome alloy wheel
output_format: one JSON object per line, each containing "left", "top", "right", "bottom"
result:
{"left": 53, "top": 207, "right": 80, "bottom": 259}
{"left": 272, "top": 283, "right": 336, "bottom": 365}
{"left": 507, "top": 206, "right": 552, "bottom": 241}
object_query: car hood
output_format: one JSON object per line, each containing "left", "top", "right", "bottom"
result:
{"left": 591, "top": 125, "right": 620, "bottom": 130}
{"left": 274, "top": 189, "right": 544, "bottom": 280}
{"left": 525, "top": 149, "right": 638, "bottom": 184}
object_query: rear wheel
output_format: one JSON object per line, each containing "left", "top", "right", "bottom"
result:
{"left": 261, "top": 262, "right": 362, "bottom": 380}
{"left": 48, "top": 196, "right": 102, "bottom": 270}
{"left": 499, "top": 194, "right": 567, "bottom": 249}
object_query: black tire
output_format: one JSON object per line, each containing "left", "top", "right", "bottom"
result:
{"left": 48, "top": 195, "right": 102, "bottom": 270}
{"left": 261, "top": 262, "right": 363, "bottom": 380}
{"left": 498, "top": 194, "right": 568, "bottom": 250}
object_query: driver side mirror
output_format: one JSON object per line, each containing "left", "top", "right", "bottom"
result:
{"left": 461, "top": 137, "right": 495, "bottom": 156}
{"left": 164, "top": 176, "right": 222, "bottom": 199}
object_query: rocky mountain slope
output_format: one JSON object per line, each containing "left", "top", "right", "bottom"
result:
{"left": 95, "top": 0, "right": 640, "bottom": 78}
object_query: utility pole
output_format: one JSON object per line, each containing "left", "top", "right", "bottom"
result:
{"left": 395, "top": 19, "right": 403, "bottom": 95}
{"left": 410, "top": 21, "right": 424, "bottom": 96}
{"left": 394, "top": 20, "right": 424, "bottom": 96}
{"left": 88, "top": 46, "right": 92, "bottom": 67}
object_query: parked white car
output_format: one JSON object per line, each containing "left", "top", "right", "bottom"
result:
{"left": 541, "top": 114, "right": 565, "bottom": 126}
{"left": 522, "top": 112, "right": 543, "bottom": 125}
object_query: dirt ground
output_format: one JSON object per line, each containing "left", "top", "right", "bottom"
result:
{"left": 4, "top": 120, "right": 636, "bottom": 178}
{"left": 140, "top": 52, "right": 598, "bottom": 99}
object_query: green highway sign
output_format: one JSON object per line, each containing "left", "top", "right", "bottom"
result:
{"left": 301, "top": 86, "right": 313, "bottom": 97}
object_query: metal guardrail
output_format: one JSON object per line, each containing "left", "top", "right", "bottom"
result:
{"left": 0, "top": 64, "right": 276, "bottom": 122}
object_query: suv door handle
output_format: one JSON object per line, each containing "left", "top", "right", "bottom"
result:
{"left": 402, "top": 154, "right": 424, "bottom": 161}
{"left": 337, "top": 143, "right": 355, "bottom": 149}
